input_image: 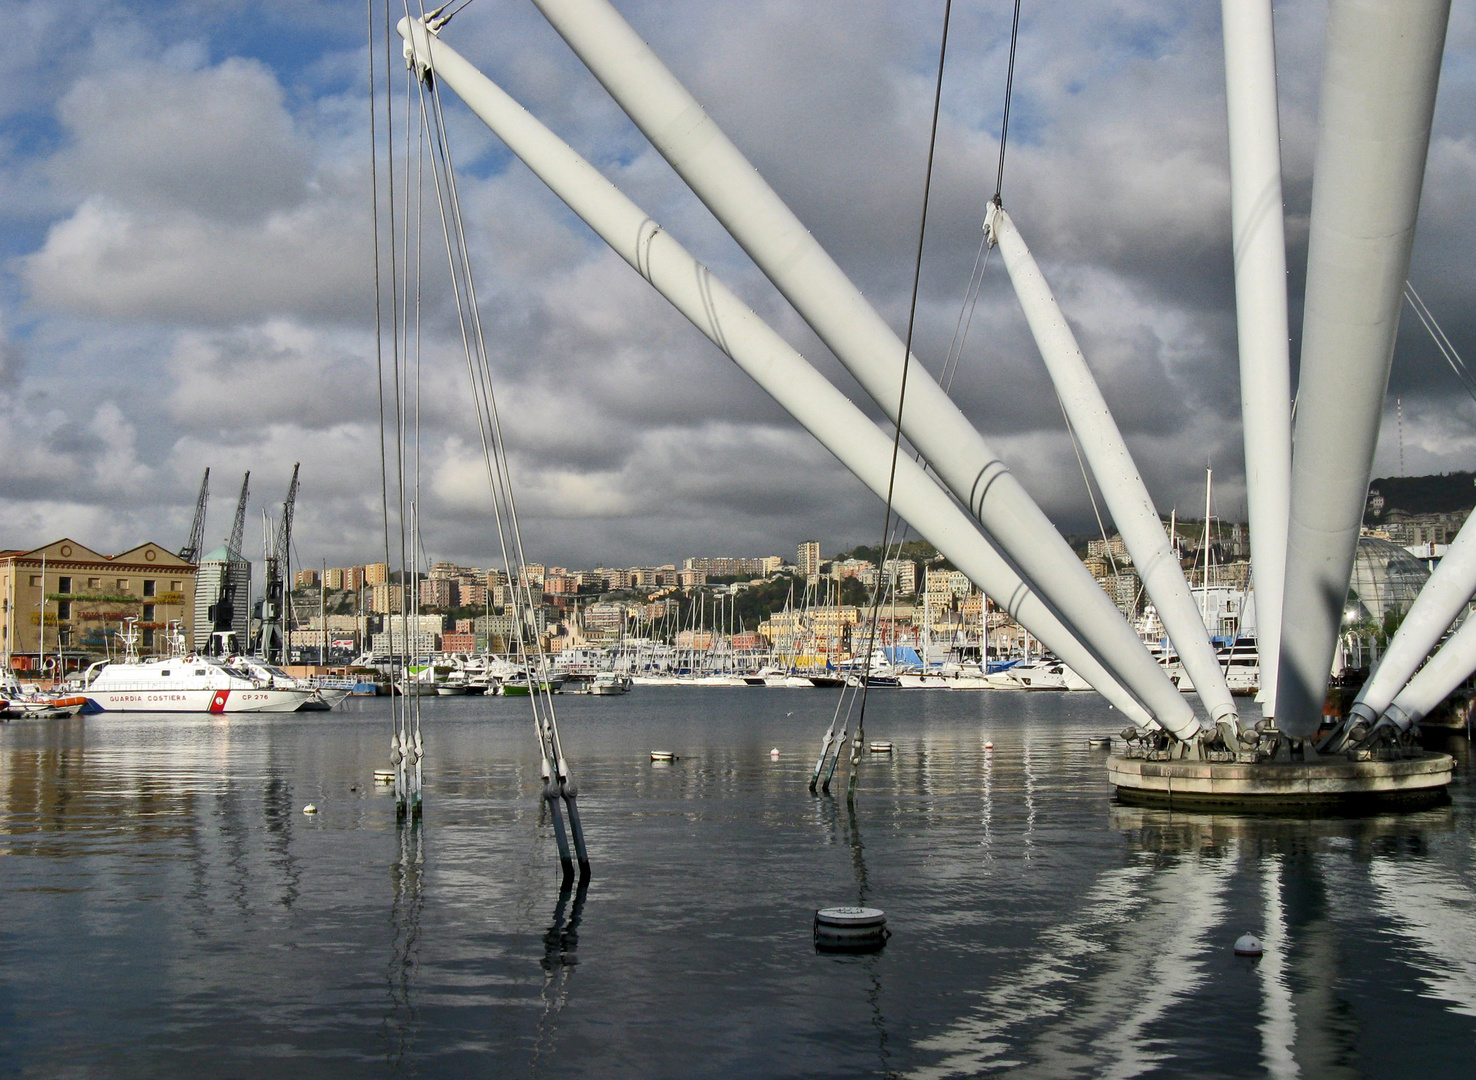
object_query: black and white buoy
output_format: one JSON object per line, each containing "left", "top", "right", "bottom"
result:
{"left": 1234, "top": 933, "right": 1263, "bottom": 957}
{"left": 814, "top": 906, "right": 889, "bottom": 952}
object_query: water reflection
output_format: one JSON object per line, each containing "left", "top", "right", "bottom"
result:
{"left": 383, "top": 818, "right": 424, "bottom": 1069}
{"left": 914, "top": 801, "right": 1468, "bottom": 1079}
{"left": 1, "top": 695, "right": 1471, "bottom": 1078}
{"left": 533, "top": 881, "right": 587, "bottom": 1073}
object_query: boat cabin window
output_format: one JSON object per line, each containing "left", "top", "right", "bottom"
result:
{"left": 57, "top": 577, "right": 71, "bottom": 594}
{"left": 160, "top": 670, "right": 170, "bottom": 677}
{"left": 195, "top": 669, "right": 206, "bottom": 676}
{"left": 143, "top": 580, "right": 156, "bottom": 597}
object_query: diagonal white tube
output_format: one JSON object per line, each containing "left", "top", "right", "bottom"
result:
{"left": 396, "top": 19, "right": 1164, "bottom": 732}
{"left": 526, "top": 0, "right": 1195, "bottom": 739}
{"left": 1275, "top": 0, "right": 1450, "bottom": 738}
{"left": 1382, "top": 611, "right": 1476, "bottom": 731}
{"left": 1350, "top": 513, "right": 1476, "bottom": 725}
{"left": 1221, "top": 0, "right": 1293, "bottom": 720}
{"left": 987, "top": 204, "right": 1237, "bottom": 729}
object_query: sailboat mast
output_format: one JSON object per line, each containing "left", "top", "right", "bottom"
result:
{"left": 1201, "top": 469, "right": 1213, "bottom": 627}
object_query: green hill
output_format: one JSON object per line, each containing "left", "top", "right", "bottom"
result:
{"left": 1366, "top": 471, "right": 1476, "bottom": 522}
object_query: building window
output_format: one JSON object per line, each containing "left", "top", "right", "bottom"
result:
{"left": 116, "top": 580, "right": 129, "bottom": 591}
{"left": 143, "top": 630, "right": 155, "bottom": 649}
{"left": 88, "top": 577, "right": 100, "bottom": 589}
{"left": 57, "top": 600, "right": 71, "bottom": 620}
{"left": 59, "top": 630, "right": 71, "bottom": 647}
{"left": 29, "top": 575, "right": 40, "bottom": 587}
{"left": 170, "top": 580, "right": 181, "bottom": 591}
{"left": 57, "top": 576, "right": 72, "bottom": 594}
{"left": 143, "top": 579, "right": 156, "bottom": 597}
{"left": 142, "top": 604, "right": 155, "bottom": 621}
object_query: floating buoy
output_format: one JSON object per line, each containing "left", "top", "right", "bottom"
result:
{"left": 984, "top": 741, "right": 994, "bottom": 751}
{"left": 869, "top": 741, "right": 892, "bottom": 753}
{"left": 303, "top": 804, "right": 318, "bottom": 815}
{"left": 770, "top": 747, "right": 780, "bottom": 758}
{"left": 1234, "top": 933, "right": 1263, "bottom": 957}
{"left": 650, "top": 750, "right": 676, "bottom": 762}
{"left": 373, "top": 770, "right": 395, "bottom": 783}
{"left": 814, "top": 906, "right": 888, "bottom": 952}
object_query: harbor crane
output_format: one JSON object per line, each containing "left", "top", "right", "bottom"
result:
{"left": 207, "top": 471, "right": 250, "bottom": 655}
{"left": 178, "top": 468, "right": 210, "bottom": 566}
{"left": 257, "top": 464, "right": 300, "bottom": 665}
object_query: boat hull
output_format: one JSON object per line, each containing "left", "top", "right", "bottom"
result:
{"left": 85, "top": 689, "right": 308, "bottom": 713}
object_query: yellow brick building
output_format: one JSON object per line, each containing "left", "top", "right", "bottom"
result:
{"left": 0, "top": 539, "right": 197, "bottom": 671}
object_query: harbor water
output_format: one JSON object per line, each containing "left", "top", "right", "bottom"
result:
{"left": 1, "top": 688, "right": 1473, "bottom": 1077}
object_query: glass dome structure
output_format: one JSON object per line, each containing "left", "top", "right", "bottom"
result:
{"left": 1346, "top": 536, "right": 1430, "bottom": 624}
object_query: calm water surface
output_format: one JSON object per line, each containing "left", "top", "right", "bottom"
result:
{"left": 1, "top": 688, "right": 1473, "bottom": 1078}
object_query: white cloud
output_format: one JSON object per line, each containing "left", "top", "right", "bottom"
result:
{"left": 1, "top": 0, "right": 1473, "bottom": 569}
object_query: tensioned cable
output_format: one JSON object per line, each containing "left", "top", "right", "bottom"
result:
{"left": 370, "top": 0, "right": 411, "bottom": 800}
{"left": 993, "top": 0, "right": 1024, "bottom": 205}
{"left": 409, "top": 9, "right": 587, "bottom": 875}
{"left": 851, "top": 0, "right": 954, "bottom": 799}
{"left": 1056, "top": 392, "right": 1118, "bottom": 576}
{"left": 939, "top": 241, "right": 992, "bottom": 394}
{"left": 1405, "top": 281, "right": 1476, "bottom": 406}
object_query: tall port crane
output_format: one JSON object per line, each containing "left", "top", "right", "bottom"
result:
{"left": 178, "top": 468, "right": 210, "bottom": 565}
{"left": 257, "top": 463, "right": 300, "bottom": 664}
{"left": 207, "top": 471, "right": 250, "bottom": 655}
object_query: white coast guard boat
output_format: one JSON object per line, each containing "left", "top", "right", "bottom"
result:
{"left": 77, "top": 654, "right": 315, "bottom": 713}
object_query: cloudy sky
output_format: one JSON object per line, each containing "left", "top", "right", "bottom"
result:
{"left": 2, "top": 0, "right": 1474, "bottom": 574}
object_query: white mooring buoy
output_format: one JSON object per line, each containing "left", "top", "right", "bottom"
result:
{"left": 770, "top": 747, "right": 780, "bottom": 758}
{"left": 303, "top": 804, "right": 318, "bottom": 815}
{"left": 650, "top": 750, "right": 676, "bottom": 762}
{"left": 869, "top": 741, "right": 892, "bottom": 753}
{"left": 373, "top": 770, "right": 395, "bottom": 784}
{"left": 1234, "top": 933, "right": 1263, "bottom": 957}
{"left": 815, "top": 906, "right": 888, "bottom": 951}
{"left": 984, "top": 741, "right": 994, "bottom": 751}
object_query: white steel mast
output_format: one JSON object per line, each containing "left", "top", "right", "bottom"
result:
{"left": 1275, "top": 0, "right": 1450, "bottom": 738}
{"left": 1221, "top": 0, "right": 1293, "bottom": 720}
{"left": 986, "top": 204, "right": 1240, "bottom": 730}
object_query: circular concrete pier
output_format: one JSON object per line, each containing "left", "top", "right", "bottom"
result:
{"left": 1108, "top": 752, "right": 1454, "bottom": 812}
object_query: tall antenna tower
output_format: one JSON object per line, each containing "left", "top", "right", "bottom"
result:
{"left": 1397, "top": 396, "right": 1406, "bottom": 476}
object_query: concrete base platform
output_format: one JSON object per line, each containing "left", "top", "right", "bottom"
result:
{"left": 1108, "top": 752, "right": 1454, "bottom": 812}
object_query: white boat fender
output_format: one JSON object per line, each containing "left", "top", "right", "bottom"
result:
{"left": 1234, "top": 933, "right": 1263, "bottom": 957}
{"left": 303, "top": 804, "right": 318, "bottom": 815}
